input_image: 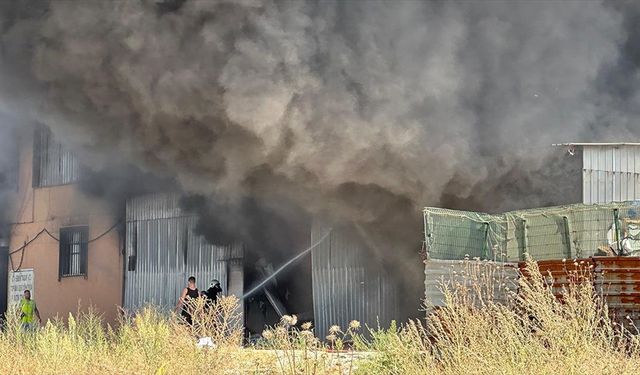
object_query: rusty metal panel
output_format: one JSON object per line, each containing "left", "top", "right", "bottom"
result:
{"left": 593, "top": 257, "right": 640, "bottom": 321}
{"left": 311, "top": 225, "right": 399, "bottom": 338}
{"left": 124, "top": 194, "right": 243, "bottom": 311}
{"left": 521, "top": 258, "right": 594, "bottom": 298}
{"left": 593, "top": 257, "right": 640, "bottom": 327}
{"left": 424, "top": 259, "right": 518, "bottom": 309}
{"left": 583, "top": 145, "right": 640, "bottom": 204}
{"left": 520, "top": 257, "right": 640, "bottom": 327}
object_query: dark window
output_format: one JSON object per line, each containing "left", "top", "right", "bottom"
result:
{"left": 59, "top": 227, "right": 88, "bottom": 279}
{"left": 127, "top": 225, "right": 137, "bottom": 271}
{"left": 33, "top": 125, "right": 80, "bottom": 187}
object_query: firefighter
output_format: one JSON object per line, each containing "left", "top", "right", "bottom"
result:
{"left": 202, "top": 279, "right": 223, "bottom": 311}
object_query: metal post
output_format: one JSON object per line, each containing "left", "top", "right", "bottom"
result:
{"left": 614, "top": 208, "right": 622, "bottom": 255}
{"left": 520, "top": 218, "right": 528, "bottom": 260}
{"left": 562, "top": 216, "right": 574, "bottom": 258}
{"left": 482, "top": 222, "right": 490, "bottom": 260}
{"left": 423, "top": 211, "right": 431, "bottom": 260}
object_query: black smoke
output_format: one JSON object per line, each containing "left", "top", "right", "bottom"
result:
{"left": 0, "top": 114, "right": 23, "bottom": 238}
{"left": 2, "top": 0, "right": 640, "bottom": 315}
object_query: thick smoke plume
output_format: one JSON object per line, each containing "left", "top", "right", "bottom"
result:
{"left": 0, "top": 114, "right": 21, "bottom": 240}
{"left": 1, "top": 1, "right": 640, "bottom": 270}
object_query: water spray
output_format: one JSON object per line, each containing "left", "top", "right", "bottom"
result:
{"left": 241, "top": 229, "right": 332, "bottom": 300}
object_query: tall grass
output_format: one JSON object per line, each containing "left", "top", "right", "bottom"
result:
{"left": 0, "top": 296, "right": 273, "bottom": 374}
{"left": 355, "top": 258, "right": 640, "bottom": 374}
{"left": 2, "top": 259, "right": 639, "bottom": 374}
{"left": 258, "top": 315, "right": 364, "bottom": 374}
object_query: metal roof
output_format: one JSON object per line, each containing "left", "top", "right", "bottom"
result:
{"left": 553, "top": 143, "right": 640, "bottom": 147}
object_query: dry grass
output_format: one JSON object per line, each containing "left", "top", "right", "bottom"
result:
{"left": 355, "top": 258, "right": 640, "bottom": 374}
{"left": 0, "top": 296, "right": 274, "bottom": 374}
{"left": 258, "top": 315, "right": 364, "bottom": 374}
{"left": 2, "top": 259, "right": 640, "bottom": 374}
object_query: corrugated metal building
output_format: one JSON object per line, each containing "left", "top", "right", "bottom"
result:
{"left": 124, "top": 193, "right": 244, "bottom": 315}
{"left": 311, "top": 224, "right": 400, "bottom": 338}
{"left": 556, "top": 143, "right": 640, "bottom": 204}
{"left": 421, "top": 144, "right": 640, "bottom": 319}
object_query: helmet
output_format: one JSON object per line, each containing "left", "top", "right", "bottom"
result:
{"left": 209, "top": 279, "right": 220, "bottom": 288}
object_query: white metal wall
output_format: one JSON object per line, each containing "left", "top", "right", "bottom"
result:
{"left": 124, "top": 193, "right": 243, "bottom": 311}
{"left": 424, "top": 259, "right": 518, "bottom": 310}
{"left": 311, "top": 225, "right": 399, "bottom": 338}
{"left": 583, "top": 145, "right": 640, "bottom": 204}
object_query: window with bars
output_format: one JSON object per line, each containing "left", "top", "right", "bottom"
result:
{"left": 59, "top": 227, "right": 88, "bottom": 279}
{"left": 33, "top": 125, "right": 80, "bottom": 187}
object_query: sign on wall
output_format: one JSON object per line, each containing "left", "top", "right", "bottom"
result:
{"left": 8, "top": 269, "right": 34, "bottom": 306}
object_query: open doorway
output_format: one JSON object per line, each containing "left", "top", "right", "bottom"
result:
{"left": 243, "top": 221, "right": 312, "bottom": 341}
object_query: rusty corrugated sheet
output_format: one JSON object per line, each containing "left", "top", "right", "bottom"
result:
{"left": 520, "top": 257, "right": 640, "bottom": 326}
{"left": 124, "top": 193, "right": 243, "bottom": 311}
{"left": 593, "top": 257, "right": 640, "bottom": 324}
{"left": 311, "top": 224, "right": 399, "bottom": 338}
{"left": 520, "top": 258, "right": 593, "bottom": 297}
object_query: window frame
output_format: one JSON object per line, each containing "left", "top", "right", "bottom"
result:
{"left": 58, "top": 226, "right": 89, "bottom": 280}
{"left": 32, "top": 125, "right": 80, "bottom": 188}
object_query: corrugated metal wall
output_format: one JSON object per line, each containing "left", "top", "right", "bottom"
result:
{"left": 424, "top": 259, "right": 518, "bottom": 310}
{"left": 583, "top": 145, "right": 640, "bottom": 204}
{"left": 520, "top": 257, "right": 640, "bottom": 329}
{"left": 311, "top": 225, "right": 399, "bottom": 338}
{"left": 124, "top": 193, "right": 243, "bottom": 311}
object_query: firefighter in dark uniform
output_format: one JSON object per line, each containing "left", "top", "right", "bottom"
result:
{"left": 202, "top": 279, "right": 223, "bottom": 311}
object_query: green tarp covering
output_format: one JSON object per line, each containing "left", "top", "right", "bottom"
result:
{"left": 424, "top": 202, "right": 640, "bottom": 261}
